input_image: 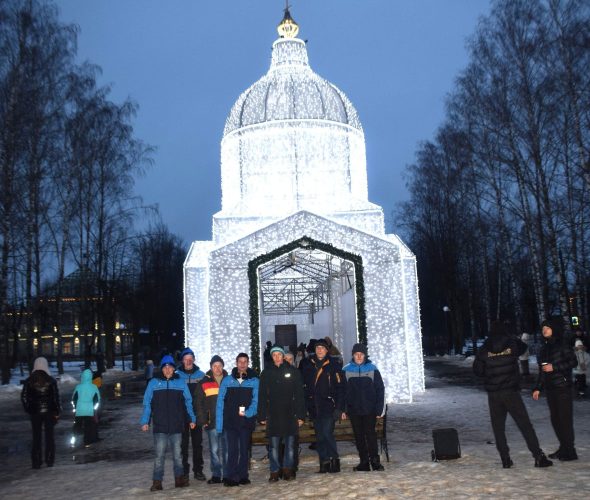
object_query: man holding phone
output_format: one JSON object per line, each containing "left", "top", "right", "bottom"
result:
{"left": 216, "top": 353, "right": 259, "bottom": 487}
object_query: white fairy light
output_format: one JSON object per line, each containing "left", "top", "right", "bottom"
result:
{"left": 184, "top": 25, "right": 424, "bottom": 403}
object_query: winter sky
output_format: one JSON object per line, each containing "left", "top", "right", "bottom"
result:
{"left": 56, "top": 0, "right": 491, "bottom": 244}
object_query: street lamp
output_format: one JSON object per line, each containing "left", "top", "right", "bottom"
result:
{"left": 442, "top": 306, "right": 452, "bottom": 354}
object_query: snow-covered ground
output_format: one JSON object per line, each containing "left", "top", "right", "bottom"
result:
{"left": 0, "top": 356, "right": 588, "bottom": 499}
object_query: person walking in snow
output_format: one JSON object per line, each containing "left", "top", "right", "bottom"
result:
{"left": 473, "top": 321, "right": 552, "bottom": 469}
{"left": 258, "top": 345, "right": 306, "bottom": 482}
{"left": 176, "top": 347, "right": 206, "bottom": 481}
{"left": 195, "top": 355, "right": 228, "bottom": 484}
{"left": 141, "top": 355, "right": 197, "bottom": 491}
{"left": 216, "top": 352, "right": 259, "bottom": 487}
{"left": 573, "top": 339, "right": 590, "bottom": 396}
{"left": 532, "top": 318, "right": 578, "bottom": 461}
{"left": 72, "top": 368, "right": 100, "bottom": 447}
{"left": 21, "top": 357, "right": 61, "bottom": 468}
{"left": 342, "top": 343, "right": 385, "bottom": 471}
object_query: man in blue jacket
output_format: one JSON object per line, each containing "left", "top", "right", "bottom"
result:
{"left": 216, "top": 352, "right": 259, "bottom": 487}
{"left": 141, "top": 355, "right": 196, "bottom": 491}
{"left": 176, "top": 347, "right": 206, "bottom": 481}
{"left": 342, "top": 343, "right": 385, "bottom": 471}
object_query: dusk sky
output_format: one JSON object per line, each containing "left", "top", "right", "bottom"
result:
{"left": 56, "top": 0, "right": 491, "bottom": 245}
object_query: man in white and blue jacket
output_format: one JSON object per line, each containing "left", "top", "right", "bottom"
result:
{"left": 216, "top": 352, "right": 259, "bottom": 487}
{"left": 141, "top": 355, "right": 196, "bottom": 491}
{"left": 342, "top": 343, "right": 385, "bottom": 471}
{"left": 176, "top": 347, "right": 206, "bottom": 481}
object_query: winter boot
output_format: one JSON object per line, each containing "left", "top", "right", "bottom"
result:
{"left": 207, "top": 476, "right": 222, "bottom": 484}
{"left": 269, "top": 471, "right": 280, "bottom": 482}
{"left": 318, "top": 460, "right": 331, "bottom": 473}
{"left": 534, "top": 453, "right": 553, "bottom": 468}
{"left": 282, "top": 468, "right": 295, "bottom": 481}
{"left": 548, "top": 449, "right": 561, "bottom": 459}
{"left": 329, "top": 457, "right": 341, "bottom": 473}
{"left": 353, "top": 462, "right": 370, "bottom": 471}
{"left": 175, "top": 475, "right": 189, "bottom": 487}
{"left": 370, "top": 457, "right": 385, "bottom": 471}
{"left": 558, "top": 448, "right": 578, "bottom": 461}
{"left": 150, "top": 480, "right": 163, "bottom": 491}
{"left": 501, "top": 456, "right": 513, "bottom": 469}
{"left": 194, "top": 470, "right": 206, "bottom": 481}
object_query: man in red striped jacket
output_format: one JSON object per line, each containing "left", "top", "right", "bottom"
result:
{"left": 195, "top": 355, "right": 228, "bottom": 484}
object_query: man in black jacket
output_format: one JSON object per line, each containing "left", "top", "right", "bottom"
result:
{"left": 473, "top": 321, "right": 552, "bottom": 468}
{"left": 258, "top": 345, "right": 306, "bottom": 481}
{"left": 302, "top": 338, "right": 345, "bottom": 473}
{"left": 532, "top": 318, "right": 578, "bottom": 461}
{"left": 21, "top": 357, "right": 61, "bottom": 468}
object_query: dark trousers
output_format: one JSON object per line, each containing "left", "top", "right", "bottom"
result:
{"left": 546, "top": 387, "right": 575, "bottom": 452}
{"left": 574, "top": 374, "right": 587, "bottom": 392}
{"left": 31, "top": 414, "right": 56, "bottom": 467}
{"left": 224, "top": 427, "right": 251, "bottom": 482}
{"left": 74, "top": 416, "right": 98, "bottom": 445}
{"left": 487, "top": 390, "right": 541, "bottom": 459}
{"left": 181, "top": 425, "right": 203, "bottom": 475}
{"left": 349, "top": 414, "right": 379, "bottom": 463}
{"left": 313, "top": 416, "right": 338, "bottom": 462}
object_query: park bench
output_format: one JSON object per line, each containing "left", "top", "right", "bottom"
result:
{"left": 251, "top": 406, "right": 389, "bottom": 462}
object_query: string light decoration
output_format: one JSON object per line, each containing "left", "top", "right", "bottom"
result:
{"left": 184, "top": 14, "right": 424, "bottom": 403}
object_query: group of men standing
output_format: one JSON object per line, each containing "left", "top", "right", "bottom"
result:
{"left": 140, "top": 339, "right": 386, "bottom": 491}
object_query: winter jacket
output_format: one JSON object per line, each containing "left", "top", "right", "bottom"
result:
{"left": 301, "top": 355, "right": 345, "bottom": 419}
{"left": 342, "top": 359, "right": 385, "bottom": 416}
{"left": 533, "top": 336, "right": 577, "bottom": 392}
{"left": 195, "top": 369, "right": 227, "bottom": 429}
{"left": 72, "top": 369, "right": 100, "bottom": 417}
{"left": 21, "top": 370, "right": 61, "bottom": 416}
{"left": 216, "top": 367, "right": 259, "bottom": 433}
{"left": 140, "top": 373, "right": 196, "bottom": 434}
{"left": 176, "top": 364, "right": 205, "bottom": 423}
{"left": 258, "top": 362, "right": 306, "bottom": 437}
{"left": 473, "top": 335, "right": 526, "bottom": 392}
{"left": 573, "top": 349, "right": 590, "bottom": 376}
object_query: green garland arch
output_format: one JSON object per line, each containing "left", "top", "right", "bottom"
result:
{"left": 248, "top": 236, "right": 367, "bottom": 372}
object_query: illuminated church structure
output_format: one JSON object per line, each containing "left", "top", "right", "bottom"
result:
{"left": 184, "top": 9, "right": 424, "bottom": 402}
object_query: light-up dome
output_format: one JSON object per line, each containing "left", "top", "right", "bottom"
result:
{"left": 214, "top": 11, "right": 384, "bottom": 245}
{"left": 223, "top": 38, "right": 362, "bottom": 136}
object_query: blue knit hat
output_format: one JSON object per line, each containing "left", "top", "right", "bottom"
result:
{"left": 160, "top": 355, "right": 175, "bottom": 368}
{"left": 270, "top": 345, "right": 285, "bottom": 356}
{"left": 180, "top": 347, "right": 195, "bottom": 359}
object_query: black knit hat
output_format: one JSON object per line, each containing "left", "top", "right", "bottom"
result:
{"left": 314, "top": 338, "right": 329, "bottom": 350}
{"left": 210, "top": 355, "right": 224, "bottom": 367}
{"left": 352, "top": 343, "right": 367, "bottom": 356}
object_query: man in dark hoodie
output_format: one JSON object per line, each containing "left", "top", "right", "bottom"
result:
{"left": 176, "top": 347, "right": 206, "bottom": 481}
{"left": 301, "top": 338, "right": 345, "bottom": 473}
{"left": 342, "top": 343, "right": 385, "bottom": 471}
{"left": 21, "top": 357, "right": 61, "bottom": 469}
{"left": 532, "top": 318, "right": 578, "bottom": 461}
{"left": 473, "top": 321, "right": 552, "bottom": 468}
{"left": 258, "top": 345, "right": 306, "bottom": 482}
{"left": 195, "top": 355, "right": 228, "bottom": 484}
{"left": 216, "top": 352, "right": 259, "bottom": 487}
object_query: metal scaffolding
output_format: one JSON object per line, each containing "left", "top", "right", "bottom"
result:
{"left": 258, "top": 248, "right": 354, "bottom": 316}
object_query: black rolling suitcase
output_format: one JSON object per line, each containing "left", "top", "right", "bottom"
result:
{"left": 431, "top": 428, "right": 461, "bottom": 461}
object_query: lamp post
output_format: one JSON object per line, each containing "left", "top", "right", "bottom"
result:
{"left": 443, "top": 306, "right": 452, "bottom": 354}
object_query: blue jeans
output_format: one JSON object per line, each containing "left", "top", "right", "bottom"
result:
{"left": 153, "top": 433, "right": 183, "bottom": 481}
{"left": 269, "top": 435, "right": 295, "bottom": 472}
{"left": 314, "top": 416, "right": 338, "bottom": 461}
{"left": 206, "top": 428, "right": 227, "bottom": 478}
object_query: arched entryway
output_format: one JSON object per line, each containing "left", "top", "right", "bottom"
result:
{"left": 248, "top": 236, "right": 366, "bottom": 371}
